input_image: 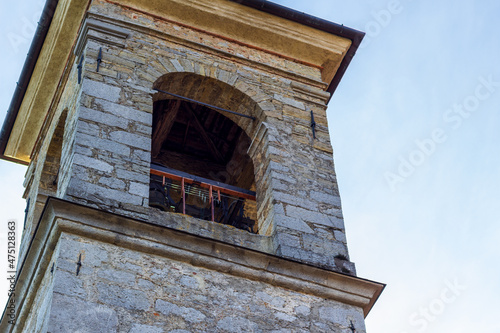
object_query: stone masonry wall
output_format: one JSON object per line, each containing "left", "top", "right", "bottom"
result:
{"left": 40, "top": 232, "right": 367, "bottom": 333}
{"left": 36, "top": 0, "right": 356, "bottom": 273}
{"left": 18, "top": 55, "right": 82, "bottom": 265}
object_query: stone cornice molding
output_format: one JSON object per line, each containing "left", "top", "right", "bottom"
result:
{"left": 0, "top": 198, "right": 384, "bottom": 331}
{"left": 74, "top": 17, "right": 130, "bottom": 58}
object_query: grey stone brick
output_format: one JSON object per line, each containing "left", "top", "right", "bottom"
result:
{"left": 48, "top": 294, "right": 118, "bottom": 333}
{"left": 97, "top": 267, "right": 136, "bottom": 285}
{"left": 129, "top": 182, "right": 148, "bottom": 197}
{"left": 286, "top": 205, "right": 343, "bottom": 229}
{"left": 274, "top": 311, "right": 296, "bottom": 322}
{"left": 155, "top": 300, "right": 206, "bottom": 323}
{"left": 109, "top": 131, "right": 150, "bottom": 151}
{"left": 77, "top": 120, "right": 100, "bottom": 136}
{"left": 138, "top": 278, "right": 155, "bottom": 290}
{"left": 318, "top": 304, "right": 365, "bottom": 328}
{"left": 68, "top": 179, "right": 143, "bottom": 206}
{"left": 76, "top": 132, "right": 131, "bottom": 156}
{"left": 99, "top": 177, "right": 126, "bottom": 190}
{"left": 179, "top": 275, "right": 198, "bottom": 288}
{"left": 273, "top": 94, "right": 305, "bottom": 110}
{"left": 82, "top": 79, "right": 121, "bottom": 103}
{"left": 334, "top": 230, "right": 347, "bottom": 243}
{"left": 74, "top": 145, "right": 93, "bottom": 157}
{"left": 275, "top": 232, "right": 301, "bottom": 248}
{"left": 294, "top": 305, "right": 311, "bottom": 316}
{"left": 170, "top": 59, "right": 184, "bottom": 72}
{"left": 79, "top": 107, "right": 128, "bottom": 129}
{"left": 94, "top": 98, "right": 152, "bottom": 125}
{"left": 271, "top": 171, "right": 297, "bottom": 184}
{"left": 98, "top": 283, "right": 150, "bottom": 311}
{"left": 73, "top": 154, "right": 114, "bottom": 173}
{"left": 310, "top": 191, "right": 341, "bottom": 207}
{"left": 131, "top": 149, "right": 150, "bottom": 162}
{"left": 53, "top": 270, "right": 87, "bottom": 299}
{"left": 116, "top": 168, "right": 149, "bottom": 183}
{"left": 216, "top": 316, "right": 259, "bottom": 333}
{"left": 275, "top": 214, "right": 313, "bottom": 234}
{"left": 130, "top": 324, "right": 164, "bottom": 333}
{"left": 273, "top": 191, "right": 317, "bottom": 210}
{"left": 58, "top": 234, "right": 109, "bottom": 267}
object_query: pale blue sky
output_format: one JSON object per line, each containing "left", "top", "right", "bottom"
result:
{"left": 1, "top": 0, "right": 499, "bottom": 332}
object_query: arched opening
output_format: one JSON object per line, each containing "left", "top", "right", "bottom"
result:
{"left": 40, "top": 110, "right": 67, "bottom": 195}
{"left": 149, "top": 74, "right": 259, "bottom": 233}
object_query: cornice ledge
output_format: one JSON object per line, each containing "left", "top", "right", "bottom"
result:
{"left": 291, "top": 81, "right": 331, "bottom": 106}
{"left": 2, "top": 197, "right": 384, "bottom": 331}
{"left": 74, "top": 16, "right": 130, "bottom": 57}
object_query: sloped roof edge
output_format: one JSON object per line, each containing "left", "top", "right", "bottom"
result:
{"left": 0, "top": 0, "right": 364, "bottom": 164}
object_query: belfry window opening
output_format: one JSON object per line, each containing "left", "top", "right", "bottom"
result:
{"left": 149, "top": 96, "right": 257, "bottom": 233}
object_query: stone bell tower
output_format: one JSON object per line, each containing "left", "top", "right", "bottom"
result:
{"left": 1, "top": 0, "right": 383, "bottom": 331}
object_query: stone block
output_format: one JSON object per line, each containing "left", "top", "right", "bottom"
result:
{"left": 73, "top": 153, "right": 114, "bottom": 173}
{"left": 155, "top": 300, "right": 206, "bottom": 323}
{"left": 310, "top": 191, "right": 341, "bottom": 207}
{"left": 76, "top": 132, "right": 131, "bottom": 156}
{"left": 334, "top": 230, "right": 347, "bottom": 243}
{"left": 286, "top": 205, "right": 344, "bottom": 229}
{"left": 109, "top": 131, "right": 150, "bottom": 151}
{"left": 76, "top": 120, "right": 100, "bottom": 136}
{"left": 216, "top": 316, "right": 259, "bottom": 333}
{"left": 116, "top": 168, "right": 149, "bottom": 183}
{"left": 275, "top": 214, "right": 313, "bottom": 234}
{"left": 67, "top": 179, "right": 144, "bottom": 206}
{"left": 130, "top": 324, "right": 164, "bottom": 333}
{"left": 99, "top": 177, "right": 126, "bottom": 190}
{"left": 273, "top": 191, "right": 317, "bottom": 211}
{"left": 79, "top": 107, "right": 128, "bottom": 129}
{"left": 97, "top": 267, "right": 136, "bottom": 286}
{"left": 48, "top": 294, "right": 118, "bottom": 333}
{"left": 273, "top": 94, "right": 305, "bottom": 110}
{"left": 82, "top": 79, "right": 121, "bottom": 103}
{"left": 97, "top": 283, "right": 150, "bottom": 311}
{"left": 58, "top": 234, "right": 109, "bottom": 267}
{"left": 53, "top": 269, "right": 87, "bottom": 299}
{"left": 129, "top": 181, "right": 148, "bottom": 197}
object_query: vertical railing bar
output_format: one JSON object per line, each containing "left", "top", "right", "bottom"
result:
{"left": 210, "top": 185, "right": 214, "bottom": 222}
{"left": 182, "top": 177, "right": 186, "bottom": 215}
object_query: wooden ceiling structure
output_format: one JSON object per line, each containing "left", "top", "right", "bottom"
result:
{"left": 151, "top": 99, "right": 253, "bottom": 189}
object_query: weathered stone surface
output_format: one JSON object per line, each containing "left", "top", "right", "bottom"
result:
{"left": 73, "top": 154, "right": 114, "bottom": 173}
{"left": 15, "top": 2, "right": 368, "bottom": 331}
{"left": 97, "top": 283, "right": 150, "bottom": 311}
{"left": 155, "top": 300, "right": 206, "bottom": 323}
{"left": 48, "top": 294, "right": 119, "bottom": 333}
{"left": 82, "top": 79, "right": 121, "bottom": 103}
{"left": 52, "top": 270, "right": 87, "bottom": 299}
{"left": 27, "top": 234, "right": 369, "bottom": 332}
{"left": 129, "top": 324, "right": 164, "bottom": 333}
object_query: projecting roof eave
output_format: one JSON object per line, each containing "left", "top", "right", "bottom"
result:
{"left": 0, "top": 0, "right": 59, "bottom": 165}
{"left": 0, "top": 0, "right": 364, "bottom": 165}
{"left": 230, "top": 0, "right": 365, "bottom": 97}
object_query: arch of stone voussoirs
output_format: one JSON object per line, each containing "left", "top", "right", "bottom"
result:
{"left": 152, "top": 71, "right": 267, "bottom": 139}
{"left": 150, "top": 71, "right": 271, "bottom": 235}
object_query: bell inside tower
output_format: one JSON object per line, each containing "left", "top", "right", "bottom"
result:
{"left": 149, "top": 97, "right": 257, "bottom": 233}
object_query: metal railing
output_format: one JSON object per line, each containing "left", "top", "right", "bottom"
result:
{"left": 150, "top": 163, "right": 257, "bottom": 233}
